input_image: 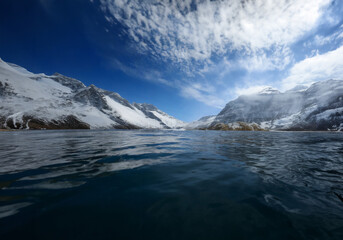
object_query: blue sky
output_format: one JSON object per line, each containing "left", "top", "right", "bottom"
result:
{"left": 0, "top": 0, "right": 343, "bottom": 122}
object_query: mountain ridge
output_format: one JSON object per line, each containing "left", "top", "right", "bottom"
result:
{"left": 1, "top": 59, "right": 342, "bottom": 131}
{"left": 0, "top": 59, "right": 185, "bottom": 130}
{"left": 190, "top": 80, "right": 343, "bottom": 131}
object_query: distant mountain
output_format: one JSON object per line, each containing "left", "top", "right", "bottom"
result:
{"left": 211, "top": 81, "right": 343, "bottom": 131}
{"left": 0, "top": 59, "right": 185, "bottom": 130}
{"left": 185, "top": 115, "right": 216, "bottom": 129}
{"left": 2, "top": 58, "right": 342, "bottom": 131}
{"left": 186, "top": 116, "right": 266, "bottom": 131}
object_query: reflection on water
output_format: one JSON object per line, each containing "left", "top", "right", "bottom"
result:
{"left": 0, "top": 130, "right": 343, "bottom": 239}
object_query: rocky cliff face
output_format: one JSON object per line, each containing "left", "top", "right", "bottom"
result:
{"left": 0, "top": 59, "right": 185, "bottom": 130}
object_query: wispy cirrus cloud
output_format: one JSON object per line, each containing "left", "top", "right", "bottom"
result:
{"left": 96, "top": 0, "right": 338, "bottom": 108}
{"left": 304, "top": 24, "right": 343, "bottom": 48}
{"left": 282, "top": 45, "right": 343, "bottom": 90}
{"left": 100, "top": 0, "right": 330, "bottom": 68}
{"left": 110, "top": 58, "right": 174, "bottom": 87}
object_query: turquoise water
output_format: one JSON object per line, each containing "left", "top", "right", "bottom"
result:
{"left": 0, "top": 130, "right": 343, "bottom": 239}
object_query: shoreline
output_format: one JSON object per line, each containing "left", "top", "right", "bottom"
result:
{"left": 0, "top": 128, "right": 341, "bottom": 133}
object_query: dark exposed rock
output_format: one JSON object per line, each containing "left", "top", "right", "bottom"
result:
{"left": 50, "top": 73, "right": 86, "bottom": 91}
{"left": 73, "top": 85, "right": 110, "bottom": 110}
{"left": 0, "top": 115, "right": 90, "bottom": 130}
{"left": 99, "top": 88, "right": 133, "bottom": 109}
{"left": 27, "top": 115, "right": 90, "bottom": 130}
{"left": 207, "top": 122, "right": 266, "bottom": 131}
{"left": 208, "top": 123, "right": 232, "bottom": 131}
{"left": 0, "top": 81, "right": 16, "bottom": 96}
{"left": 5, "top": 118, "right": 21, "bottom": 129}
{"left": 112, "top": 123, "right": 141, "bottom": 130}
{"left": 0, "top": 116, "right": 6, "bottom": 129}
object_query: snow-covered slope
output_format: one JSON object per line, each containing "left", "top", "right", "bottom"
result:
{"left": 185, "top": 115, "right": 216, "bottom": 129}
{"left": 0, "top": 59, "right": 185, "bottom": 130}
{"left": 213, "top": 81, "right": 343, "bottom": 131}
{"left": 133, "top": 103, "right": 186, "bottom": 129}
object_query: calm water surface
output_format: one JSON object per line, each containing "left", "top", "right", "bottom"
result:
{"left": 0, "top": 130, "right": 343, "bottom": 239}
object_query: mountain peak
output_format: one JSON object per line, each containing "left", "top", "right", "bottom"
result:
{"left": 0, "top": 59, "right": 185, "bottom": 130}
{"left": 286, "top": 85, "right": 308, "bottom": 93}
{"left": 258, "top": 87, "right": 280, "bottom": 95}
{"left": 214, "top": 80, "right": 343, "bottom": 131}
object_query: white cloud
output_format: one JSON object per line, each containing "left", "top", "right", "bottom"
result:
{"left": 100, "top": 0, "right": 331, "bottom": 69}
{"left": 97, "top": 0, "right": 338, "bottom": 108}
{"left": 111, "top": 57, "right": 228, "bottom": 108}
{"left": 282, "top": 45, "right": 343, "bottom": 90}
{"left": 110, "top": 58, "right": 174, "bottom": 87}
{"left": 180, "top": 84, "right": 227, "bottom": 109}
{"left": 304, "top": 27, "right": 343, "bottom": 47}
{"left": 239, "top": 46, "right": 293, "bottom": 72}
{"left": 234, "top": 85, "right": 274, "bottom": 96}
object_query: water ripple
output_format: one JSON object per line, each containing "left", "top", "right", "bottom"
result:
{"left": 0, "top": 130, "right": 343, "bottom": 239}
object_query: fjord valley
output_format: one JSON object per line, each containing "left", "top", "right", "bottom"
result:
{"left": 1, "top": 59, "right": 342, "bottom": 132}
{"left": 1, "top": 0, "right": 343, "bottom": 239}
{"left": 1, "top": 58, "right": 343, "bottom": 240}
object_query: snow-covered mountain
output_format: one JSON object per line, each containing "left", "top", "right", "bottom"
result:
{"left": 212, "top": 81, "right": 343, "bottom": 131}
{"left": 185, "top": 115, "right": 216, "bottom": 129}
{"left": 0, "top": 59, "right": 185, "bottom": 130}
{"left": 2, "top": 58, "right": 341, "bottom": 131}
{"left": 186, "top": 115, "right": 266, "bottom": 131}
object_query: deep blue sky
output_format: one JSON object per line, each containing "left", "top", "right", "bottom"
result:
{"left": 1, "top": 0, "right": 343, "bottom": 121}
